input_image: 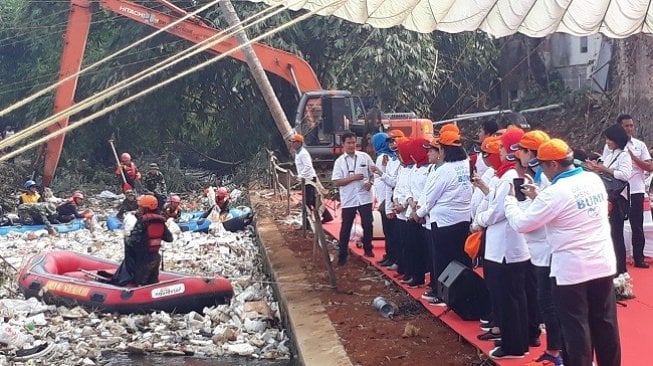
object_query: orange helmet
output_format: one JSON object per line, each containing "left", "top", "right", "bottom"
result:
{"left": 137, "top": 195, "right": 158, "bottom": 210}
{"left": 120, "top": 153, "right": 131, "bottom": 162}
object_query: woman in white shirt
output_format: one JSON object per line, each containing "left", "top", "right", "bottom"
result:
{"left": 586, "top": 124, "right": 633, "bottom": 275}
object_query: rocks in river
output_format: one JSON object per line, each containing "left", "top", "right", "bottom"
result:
{"left": 0, "top": 190, "right": 291, "bottom": 364}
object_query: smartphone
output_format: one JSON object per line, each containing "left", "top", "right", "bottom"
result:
{"left": 513, "top": 178, "right": 526, "bottom": 201}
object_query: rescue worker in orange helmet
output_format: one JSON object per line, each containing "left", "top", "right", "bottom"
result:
{"left": 110, "top": 195, "right": 173, "bottom": 286}
{"left": 162, "top": 195, "right": 182, "bottom": 221}
{"left": 55, "top": 191, "right": 88, "bottom": 223}
{"left": 115, "top": 152, "right": 142, "bottom": 193}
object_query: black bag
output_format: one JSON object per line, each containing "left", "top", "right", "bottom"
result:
{"left": 600, "top": 150, "right": 629, "bottom": 201}
{"left": 600, "top": 174, "right": 629, "bottom": 201}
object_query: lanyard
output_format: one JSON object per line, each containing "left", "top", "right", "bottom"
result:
{"left": 345, "top": 154, "right": 358, "bottom": 174}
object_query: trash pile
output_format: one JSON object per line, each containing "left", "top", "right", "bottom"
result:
{"left": 0, "top": 190, "right": 291, "bottom": 365}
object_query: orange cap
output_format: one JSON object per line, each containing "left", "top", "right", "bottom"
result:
{"left": 387, "top": 130, "right": 405, "bottom": 139}
{"left": 481, "top": 136, "right": 502, "bottom": 154}
{"left": 439, "top": 123, "right": 460, "bottom": 135}
{"left": 511, "top": 130, "right": 550, "bottom": 151}
{"left": 537, "top": 138, "right": 572, "bottom": 161}
{"left": 437, "top": 130, "right": 462, "bottom": 147}
{"left": 288, "top": 134, "right": 304, "bottom": 143}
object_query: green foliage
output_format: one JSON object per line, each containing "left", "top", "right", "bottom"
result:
{"left": 1, "top": 0, "right": 501, "bottom": 184}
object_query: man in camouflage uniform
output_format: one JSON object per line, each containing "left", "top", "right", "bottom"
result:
{"left": 17, "top": 202, "right": 57, "bottom": 235}
{"left": 142, "top": 163, "right": 167, "bottom": 210}
{"left": 116, "top": 190, "right": 139, "bottom": 220}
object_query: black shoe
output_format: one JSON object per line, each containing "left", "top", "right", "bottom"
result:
{"left": 400, "top": 276, "right": 413, "bottom": 284}
{"left": 363, "top": 250, "right": 374, "bottom": 258}
{"left": 489, "top": 346, "right": 525, "bottom": 359}
{"left": 477, "top": 330, "right": 501, "bottom": 341}
{"left": 493, "top": 339, "right": 502, "bottom": 347}
{"left": 480, "top": 321, "right": 495, "bottom": 331}
{"left": 377, "top": 257, "right": 390, "bottom": 266}
{"left": 529, "top": 337, "right": 541, "bottom": 347}
{"left": 634, "top": 261, "right": 650, "bottom": 268}
{"left": 407, "top": 279, "right": 425, "bottom": 288}
{"left": 337, "top": 257, "right": 347, "bottom": 266}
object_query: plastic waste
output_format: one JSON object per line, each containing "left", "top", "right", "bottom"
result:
{"left": 0, "top": 323, "right": 33, "bottom": 348}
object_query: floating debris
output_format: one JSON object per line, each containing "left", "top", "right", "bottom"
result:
{"left": 0, "top": 190, "right": 290, "bottom": 364}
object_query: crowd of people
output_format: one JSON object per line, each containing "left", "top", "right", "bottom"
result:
{"left": 288, "top": 114, "right": 653, "bottom": 366}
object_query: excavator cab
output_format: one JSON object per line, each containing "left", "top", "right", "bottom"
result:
{"left": 294, "top": 90, "right": 367, "bottom": 161}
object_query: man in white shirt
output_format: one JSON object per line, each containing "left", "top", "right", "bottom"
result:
{"left": 617, "top": 114, "right": 651, "bottom": 268}
{"left": 475, "top": 120, "right": 499, "bottom": 177}
{"left": 504, "top": 139, "right": 620, "bottom": 366}
{"left": 289, "top": 134, "right": 333, "bottom": 223}
{"left": 332, "top": 131, "right": 375, "bottom": 265}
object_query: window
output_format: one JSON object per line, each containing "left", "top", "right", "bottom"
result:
{"left": 580, "top": 36, "right": 588, "bottom": 53}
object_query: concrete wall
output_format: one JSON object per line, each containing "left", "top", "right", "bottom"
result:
{"left": 546, "top": 34, "right": 605, "bottom": 91}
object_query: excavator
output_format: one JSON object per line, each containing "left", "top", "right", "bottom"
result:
{"left": 41, "top": 0, "right": 434, "bottom": 186}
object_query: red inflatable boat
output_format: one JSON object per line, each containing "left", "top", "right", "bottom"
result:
{"left": 18, "top": 251, "right": 233, "bottom": 314}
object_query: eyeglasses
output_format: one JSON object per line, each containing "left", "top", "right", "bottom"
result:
{"left": 481, "top": 152, "right": 489, "bottom": 158}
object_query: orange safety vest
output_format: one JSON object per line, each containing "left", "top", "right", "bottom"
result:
{"left": 20, "top": 192, "right": 41, "bottom": 204}
{"left": 141, "top": 213, "right": 166, "bottom": 253}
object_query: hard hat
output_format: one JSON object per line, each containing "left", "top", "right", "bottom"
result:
{"left": 217, "top": 187, "right": 229, "bottom": 197}
{"left": 24, "top": 180, "right": 37, "bottom": 189}
{"left": 137, "top": 195, "right": 158, "bottom": 210}
{"left": 169, "top": 195, "right": 181, "bottom": 203}
{"left": 71, "top": 192, "right": 84, "bottom": 200}
{"left": 120, "top": 153, "right": 131, "bottom": 162}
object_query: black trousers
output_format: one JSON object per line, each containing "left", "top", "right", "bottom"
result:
{"left": 485, "top": 259, "right": 530, "bottom": 355}
{"left": 305, "top": 182, "right": 333, "bottom": 222}
{"left": 430, "top": 221, "right": 471, "bottom": 282}
{"left": 629, "top": 193, "right": 645, "bottom": 262}
{"left": 525, "top": 262, "right": 542, "bottom": 341}
{"left": 404, "top": 221, "right": 428, "bottom": 281}
{"left": 378, "top": 201, "right": 395, "bottom": 261}
{"left": 395, "top": 219, "right": 409, "bottom": 274}
{"left": 609, "top": 196, "right": 628, "bottom": 274}
{"left": 338, "top": 203, "right": 373, "bottom": 259}
{"left": 534, "top": 265, "right": 563, "bottom": 351}
{"left": 553, "top": 276, "right": 621, "bottom": 366}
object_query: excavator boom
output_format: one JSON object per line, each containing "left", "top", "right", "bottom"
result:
{"left": 41, "top": 0, "right": 322, "bottom": 186}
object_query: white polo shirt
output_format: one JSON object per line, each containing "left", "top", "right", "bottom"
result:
{"left": 600, "top": 148, "right": 633, "bottom": 198}
{"left": 374, "top": 153, "right": 390, "bottom": 204}
{"left": 405, "top": 164, "right": 431, "bottom": 219}
{"left": 504, "top": 168, "right": 616, "bottom": 285}
{"left": 512, "top": 168, "right": 551, "bottom": 267}
{"left": 380, "top": 157, "right": 401, "bottom": 214}
{"left": 601, "top": 138, "right": 651, "bottom": 194}
{"left": 474, "top": 169, "right": 530, "bottom": 264}
{"left": 393, "top": 164, "right": 413, "bottom": 220}
{"left": 294, "top": 147, "right": 316, "bottom": 180}
{"left": 332, "top": 151, "right": 374, "bottom": 208}
{"left": 417, "top": 160, "right": 472, "bottom": 227}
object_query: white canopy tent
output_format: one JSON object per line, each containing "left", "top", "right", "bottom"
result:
{"left": 245, "top": 0, "right": 653, "bottom": 38}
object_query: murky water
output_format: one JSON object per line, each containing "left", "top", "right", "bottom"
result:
{"left": 104, "top": 354, "right": 293, "bottom": 366}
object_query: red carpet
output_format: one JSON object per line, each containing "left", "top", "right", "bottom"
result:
{"left": 317, "top": 200, "right": 651, "bottom": 366}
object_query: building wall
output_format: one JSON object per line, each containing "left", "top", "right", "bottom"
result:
{"left": 546, "top": 34, "right": 605, "bottom": 91}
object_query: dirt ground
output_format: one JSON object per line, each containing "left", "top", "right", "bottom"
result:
{"left": 264, "top": 200, "right": 482, "bottom": 366}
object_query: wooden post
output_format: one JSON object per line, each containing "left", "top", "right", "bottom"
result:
{"left": 313, "top": 193, "right": 337, "bottom": 289}
{"left": 301, "top": 178, "right": 307, "bottom": 236}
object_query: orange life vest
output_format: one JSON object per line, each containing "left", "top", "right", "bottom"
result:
{"left": 141, "top": 213, "right": 166, "bottom": 253}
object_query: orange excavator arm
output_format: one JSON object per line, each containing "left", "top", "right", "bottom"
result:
{"left": 42, "top": 0, "right": 322, "bottom": 186}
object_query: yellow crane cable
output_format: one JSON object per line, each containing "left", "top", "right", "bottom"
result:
{"left": 0, "top": 3, "right": 283, "bottom": 150}
{"left": 0, "top": 0, "right": 222, "bottom": 119}
{"left": 0, "top": 2, "right": 337, "bottom": 162}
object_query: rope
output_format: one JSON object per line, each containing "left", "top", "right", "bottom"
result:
{"left": 0, "top": 3, "right": 284, "bottom": 150}
{"left": 0, "top": 0, "right": 222, "bottom": 119}
{"left": 1, "top": 1, "right": 341, "bottom": 162}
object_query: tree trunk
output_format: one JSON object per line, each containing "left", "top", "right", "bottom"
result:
{"left": 219, "top": 0, "right": 294, "bottom": 140}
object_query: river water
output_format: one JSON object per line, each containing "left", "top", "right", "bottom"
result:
{"left": 104, "top": 354, "right": 293, "bottom": 365}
